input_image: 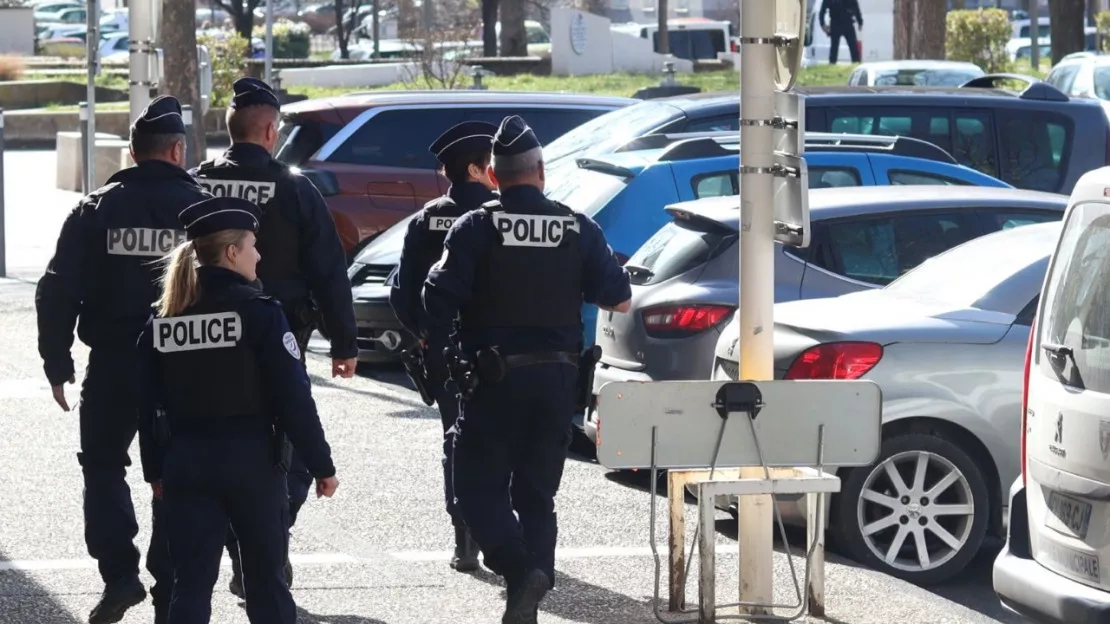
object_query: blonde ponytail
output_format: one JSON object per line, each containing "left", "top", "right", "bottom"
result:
{"left": 157, "top": 241, "right": 199, "bottom": 318}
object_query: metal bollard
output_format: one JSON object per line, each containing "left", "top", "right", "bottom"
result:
{"left": 0, "top": 108, "right": 6, "bottom": 279}
{"left": 182, "top": 105, "right": 195, "bottom": 168}
{"left": 469, "top": 66, "right": 489, "bottom": 90}
{"left": 78, "top": 102, "right": 89, "bottom": 194}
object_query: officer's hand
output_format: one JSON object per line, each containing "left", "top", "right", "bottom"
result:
{"left": 822, "top": 24, "right": 830, "bottom": 34}
{"left": 51, "top": 375, "right": 75, "bottom": 412}
{"left": 332, "top": 358, "right": 358, "bottom": 378}
{"left": 151, "top": 481, "right": 163, "bottom": 500}
{"left": 316, "top": 476, "right": 339, "bottom": 498}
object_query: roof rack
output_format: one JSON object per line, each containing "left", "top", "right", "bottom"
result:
{"left": 643, "top": 131, "right": 957, "bottom": 164}
{"left": 959, "top": 73, "right": 1068, "bottom": 101}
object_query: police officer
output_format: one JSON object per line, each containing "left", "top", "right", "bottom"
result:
{"left": 35, "top": 96, "right": 209, "bottom": 624}
{"left": 390, "top": 121, "right": 498, "bottom": 572}
{"left": 191, "top": 76, "right": 358, "bottom": 595}
{"left": 137, "top": 196, "right": 340, "bottom": 624}
{"left": 422, "top": 116, "right": 631, "bottom": 624}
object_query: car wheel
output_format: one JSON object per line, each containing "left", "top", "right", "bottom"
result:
{"left": 832, "top": 433, "right": 989, "bottom": 585}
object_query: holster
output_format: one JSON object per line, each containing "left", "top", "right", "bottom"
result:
{"left": 576, "top": 345, "right": 602, "bottom": 412}
{"left": 284, "top": 298, "right": 319, "bottom": 333}
{"left": 401, "top": 344, "right": 435, "bottom": 407}
{"left": 443, "top": 345, "right": 480, "bottom": 399}
{"left": 273, "top": 430, "right": 293, "bottom": 472}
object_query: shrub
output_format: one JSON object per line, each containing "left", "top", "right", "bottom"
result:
{"left": 946, "top": 8, "right": 1012, "bottom": 73}
{"left": 253, "top": 19, "right": 312, "bottom": 59}
{"left": 1098, "top": 11, "right": 1110, "bottom": 52}
{"left": 0, "top": 54, "right": 24, "bottom": 81}
{"left": 198, "top": 33, "right": 250, "bottom": 108}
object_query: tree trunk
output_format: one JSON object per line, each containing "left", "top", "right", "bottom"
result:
{"left": 162, "top": 0, "right": 206, "bottom": 166}
{"left": 910, "top": 0, "right": 945, "bottom": 59}
{"left": 233, "top": 8, "right": 254, "bottom": 40}
{"left": 482, "top": 0, "right": 499, "bottom": 56}
{"left": 499, "top": 0, "right": 526, "bottom": 56}
{"left": 952, "top": 0, "right": 964, "bottom": 8}
{"left": 573, "top": 0, "right": 606, "bottom": 16}
{"left": 1050, "top": 0, "right": 1086, "bottom": 64}
{"left": 335, "top": 0, "right": 350, "bottom": 59}
{"left": 893, "top": 0, "right": 914, "bottom": 59}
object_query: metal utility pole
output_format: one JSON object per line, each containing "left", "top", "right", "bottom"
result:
{"left": 372, "top": 0, "right": 380, "bottom": 58}
{"left": 1030, "top": 0, "right": 1040, "bottom": 70}
{"left": 265, "top": 0, "right": 275, "bottom": 84}
{"left": 657, "top": 0, "right": 669, "bottom": 55}
{"left": 86, "top": 0, "right": 100, "bottom": 192}
{"left": 128, "top": 0, "right": 160, "bottom": 121}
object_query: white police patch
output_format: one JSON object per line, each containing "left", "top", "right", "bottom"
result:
{"left": 282, "top": 332, "right": 301, "bottom": 360}
{"left": 154, "top": 312, "right": 242, "bottom": 353}
{"left": 107, "top": 228, "right": 187, "bottom": 257}
{"left": 494, "top": 214, "right": 580, "bottom": 248}
{"left": 197, "top": 179, "right": 277, "bottom": 205}
{"left": 428, "top": 216, "right": 455, "bottom": 231}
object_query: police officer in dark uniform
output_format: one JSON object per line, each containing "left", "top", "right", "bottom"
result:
{"left": 137, "top": 196, "right": 339, "bottom": 624}
{"left": 422, "top": 116, "right": 631, "bottom": 624}
{"left": 35, "top": 95, "right": 209, "bottom": 624}
{"left": 191, "top": 76, "right": 358, "bottom": 595}
{"left": 390, "top": 120, "right": 498, "bottom": 572}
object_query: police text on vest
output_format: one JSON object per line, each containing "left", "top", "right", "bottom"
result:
{"left": 107, "top": 228, "right": 187, "bottom": 257}
{"left": 495, "top": 215, "right": 580, "bottom": 247}
{"left": 429, "top": 216, "right": 456, "bottom": 231}
{"left": 154, "top": 312, "right": 243, "bottom": 353}
{"left": 198, "top": 179, "right": 276, "bottom": 205}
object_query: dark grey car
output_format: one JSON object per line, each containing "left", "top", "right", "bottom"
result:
{"left": 587, "top": 185, "right": 1068, "bottom": 442}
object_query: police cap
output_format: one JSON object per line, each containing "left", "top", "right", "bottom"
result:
{"left": 492, "top": 115, "right": 540, "bottom": 157}
{"left": 131, "top": 95, "right": 186, "bottom": 136}
{"left": 429, "top": 121, "right": 497, "bottom": 166}
{"left": 179, "top": 197, "right": 261, "bottom": 241}
{"left": 230, "top": 77, "right": 280, "bottom": 110}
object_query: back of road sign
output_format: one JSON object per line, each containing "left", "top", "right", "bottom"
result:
{"left": 774, "top": 0, "right": 806, "bottom": 91}
{"left": 595, "top": 380, "right": 882, "bottom": 470}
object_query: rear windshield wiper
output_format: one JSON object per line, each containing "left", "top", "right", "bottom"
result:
{"left": 575, "top": 158, "right": 636, "bottom": 180}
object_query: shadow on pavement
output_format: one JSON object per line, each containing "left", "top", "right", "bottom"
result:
{"left": 296, "top": 606, "right": 389, "bottom": 624}
{"left": 310, "top": 375, "right": 431, "bottom": 411}
{"left": 0, "top": 550, "right": 82, "bottom": 624}
{"left": 920, "top": 541, "right": 1021, "bottom": 624}
{"left": 355, "top": 363, "right": 414, "bottom": 393}
{"left": 468, "top": 567, "right": 655, "bottom": 624}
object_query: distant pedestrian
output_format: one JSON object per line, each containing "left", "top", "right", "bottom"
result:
{"left": 819, "top": 0, "right": 863, "bottom": 64}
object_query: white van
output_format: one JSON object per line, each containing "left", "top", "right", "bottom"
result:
{"left": 803, "top": 0, "right": 893, "bottom": 65}
{"left": 994, "top": 168, "right": 1110, "bottom": 622}
{"left": 611, "top": 18, "right": 734, "bottom": 61}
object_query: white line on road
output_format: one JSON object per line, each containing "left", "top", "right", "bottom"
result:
{"left": 0, "top": 546, "right": 741, "bottom": 572}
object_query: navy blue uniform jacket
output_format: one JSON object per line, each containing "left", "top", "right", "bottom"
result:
{"left": 192, "top": 143, "right": 358, "bottom": 360}
{"left": 136, "top": 267, "right": 337, "bottom": 483}
{"left": 819, "top": 0, "right": 863, "bottom": 30}
{"left": 35, "top": 160, "right": 209, "bottom": 386}
{"left": 422, "top": 184, "right": 631, "bottom": 355}
{"left": 389, "top": 181, "right": 496, "bottom": 340}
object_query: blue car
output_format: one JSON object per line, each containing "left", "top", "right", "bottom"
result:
{"left": 542, "top": 132, "right": 1014, "bottom": 346}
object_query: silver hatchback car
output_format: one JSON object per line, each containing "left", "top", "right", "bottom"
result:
{"left": 587, "top": 185, "right": 1067, "bottom": 442}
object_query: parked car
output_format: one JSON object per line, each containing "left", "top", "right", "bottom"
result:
{"left": 994, "top": 168, "right": 1110, "bottom": 622}
{"left": 587, "top": 184, "right": 1066, "bottom": 439}
{"left": 695, "top": 219, "right": 1066, "bottom": 585}
{"left": 1044, "top": 51, "right": 1110, "bottom": 118}
{"left": 349, "top": 133, "right": 1009, "bottom": 362}
{"left": 846, "top": 60, "right": 985, "bottom": 87}
{"left": 274, "top": 91, "right": 633, "bottom": 257}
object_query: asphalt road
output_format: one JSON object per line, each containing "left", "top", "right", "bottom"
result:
{"left": 0, "top": 150, "right": 1025, "bottom": 623}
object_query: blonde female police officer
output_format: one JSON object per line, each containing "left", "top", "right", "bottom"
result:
{"left": 423, "top": 116, "right": 631, "bottom": 624}
{"left": 137, "top": 196, "right": 340, "bottom": 624}
{"left": 390, "top": 120, "right": 498, "bottom": 572}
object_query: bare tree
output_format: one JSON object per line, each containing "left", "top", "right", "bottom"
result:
{"left": 213, "top": 0, "right": 264, "bottom": 39}
{"left": 499, "top": 0, "right": 527, "bottom": 56}
{"left": 162, "top": 0, "right": 206, "bottom": 165}
{"left": 400, "top": 0, "right": 480, "bottom": 87}
{"left": 335, "top": 0, "right": 365, "bottom": 59}
{"left": 893, "top": 0, "right": 913, "bottom": 59}
{"left": 482, "top": 0, "right": 499, "bottom": 56}
{"left": 1050, "top": 0, "right": 1086, "bottom": 64}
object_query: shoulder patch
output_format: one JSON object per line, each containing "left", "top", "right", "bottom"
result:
{"left": 282, "top": 332, "right": 302, "bottom": 360}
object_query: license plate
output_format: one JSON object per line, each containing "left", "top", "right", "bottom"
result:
{"left": 1046, "top": 490, "right": 1093, "bottom": 540}
{"left": 1042, "top": 539, "right": 1101, "bottom": 584}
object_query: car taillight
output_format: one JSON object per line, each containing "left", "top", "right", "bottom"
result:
{"left": 1021, "top": 320, "right": 1036, "bottom": 487}
{"left": 730, "top": 40, "right": 738, "bottom": 52}
{"left": 784, "top": 342, "right": 883, "bottom": 380}
{"left": 642, "top": 304, "right": 733, "bottom": 337}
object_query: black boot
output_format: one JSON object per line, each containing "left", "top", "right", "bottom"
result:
{"left": 285, "top": 555, "right": 294, "bottom": 589}
{"left": 502, "top": 569, "right": 549, "bottom": 624}
{"left": 88, "top": 577, "right": 146, "bottom": 624}
{"left": 229, "top": 553, "right": 245, "bottom": 598}
{"left": 450, "top": 526, "right": 480, "bottom": 572}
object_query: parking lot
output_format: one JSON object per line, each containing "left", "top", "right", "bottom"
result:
{"left": 0, "top": 148, "right": 1022, "bottom": 624}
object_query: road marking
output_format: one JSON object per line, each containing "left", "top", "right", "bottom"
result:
{"left": 0, "top": 546, "right": 742, "bottom": 572}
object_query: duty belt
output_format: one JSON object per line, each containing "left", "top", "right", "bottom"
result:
{"left": 503, "top": 351, "right": 579, "bottom": 368}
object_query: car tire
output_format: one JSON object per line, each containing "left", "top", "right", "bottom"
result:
{"left": 831, "top": 432, "right": 990, "bottom": 586}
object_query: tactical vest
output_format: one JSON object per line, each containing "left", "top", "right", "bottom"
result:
{"left": 87, "top": 182, "right": 189, "bottom": 332}
{"left": 155, "top": 284, "right": 265, "bottom": 434}
{"left": 463, "top": 200, "right": 583, "bottom": 328}
{"left": 194, "top": 159, "right": 302, "bottom": 288}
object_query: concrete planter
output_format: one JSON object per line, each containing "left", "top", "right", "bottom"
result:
{"left": 4, "top": 107, "right": 229, "bottom": 147}
{"left": 0, "top": 81, "right": 128, "bottom": 110}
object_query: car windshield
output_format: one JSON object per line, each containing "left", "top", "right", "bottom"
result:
{"left": 544, "top": 162, "right": 630, "bottom": 218}
{"left": 873, "top": 68, "right": 983, "bottom": 87}
{"left": 543, "top": 101, "right": 680, "bottom": 165}
{"left": 354, "top": 214, "right": 414, "bottom": 265}
{"left": 884, "top": 225, "right": 1051, "bottom": 312}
